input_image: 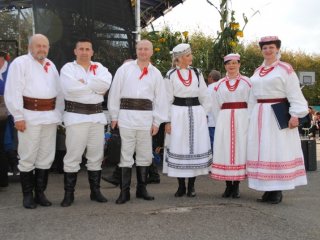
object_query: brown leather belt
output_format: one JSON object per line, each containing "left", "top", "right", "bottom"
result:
{"left": 173, "top": 97, "right": 200, "bottom": 106}
{"left": 221, "top": 102, "right": 247, "bottom": 109}
{"left": 120, "top": 98, "right": 153, "bottom": 111}
{"left": 257, "top": 98, "right": 287, "bottom": 103}
{"left": 23, "top": 96, "right": 56, "bottom": 111}
{"left": 65, "top": 100, "right": 103, "bottom": 114}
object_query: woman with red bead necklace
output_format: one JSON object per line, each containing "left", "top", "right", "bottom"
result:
{"left": 163, "top": 43, "right": 212, "bottom": 198}
{"left": 210, "top": 53, "right": 251, "bottom": 199}
{"left": 246, "top": 36, "right": 308, "bottom": 204}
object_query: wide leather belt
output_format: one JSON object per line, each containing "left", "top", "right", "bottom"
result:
{"left": 120, "top": 98, "right": 153, "bottom": 111}
{"left": 221, "top": 102, "right": 247, "bottom": 109}
{"left": 173, "top": 97, "right": 200, "bottom": 106}
{"left": 65, "top": 100, "right": 103, "bottom": 114}
{"left": 23, "top": 96, "right": 56, "bottom": 111}
{"left": 257, "top": 98, "right": 287, "bottom": 103}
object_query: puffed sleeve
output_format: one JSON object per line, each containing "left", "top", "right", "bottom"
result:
{"left": 285, "top": 71, "right": 308, "bottom": 118}
{"left": 197, "top": 71, "right": 212, "bottom": 114}
{"left": 210, "top": 83, "right": 220, "bottom": 121}
{"left": 87, "top": 63, "right": 112, "bottom": 95}
{"left": 164, "top": 70, "right": 174, "bottom": 122}
{"left": 107, "top": 65, "right": 123, "bottom": 121}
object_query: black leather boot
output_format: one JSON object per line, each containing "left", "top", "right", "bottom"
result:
{"left": 257, "top": 191, "right": 271, "bottom": 202}
{"left": 136, "top": 166, "right": 154, "bottom": 200}
{"left": 34, "top": 169, "right": 52, "bottom": 206}
{"left": 7, "top": 150, "right": 19, "bottom": 175}
{"left": 61, "top": 172, "right": 77, "bottom": 207}
{"left": 232, "top": 181, "right": 240, "bottom": 198}
{"left": 146, "top": 162, "right": 160, "bottom": 184}
{"left": 0, "top": 151, "right": 9, "bottom": 187}
{"left": 102, "top": 165, "right": 120, "bottom": 186}
{"left": 88, "top": 170, "right": 107, "bottom": 202}
{"left": 175, "top": 178, "right": 186, "bottom": 197}
{"left": 268, "top": 191, "right": 283, "bottom": 204}
{"left": 116, "top": 167, "right": 132, "bottom": 204}
{"left": 20, "top": 171, "right": 37, "bottom": 209}
{"left": 222, "top": 181, "right": 233, "bottom": 198}
{"left": 187, "top": 177, "right": 196, "bottom": 197}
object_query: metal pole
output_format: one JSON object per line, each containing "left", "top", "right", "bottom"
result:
{"left": 135, "top": 0, "right": 141, "bottom": 42}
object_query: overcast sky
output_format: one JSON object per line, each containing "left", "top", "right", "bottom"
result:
{"left": 149, "top": 0, "right": 319, "bottom": 54}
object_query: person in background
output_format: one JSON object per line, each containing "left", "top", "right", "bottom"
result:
{"left": 210, "top": 54, "right": 251, "bottom": 198}
{"left": 246, "top": 36, "right": 308, "bottom": 204}
{"left": 163, "top": 43, "right": 212, "bottom": 198}
{"left": 108, "top": 39, "right": 168, "bottom": 204}
{"left": 4, "top": 34, "right": 64, "bottom": 209}
{"left": 59, "top": 38, "right": 112, "bottom": 207}
{"left": 207, "top": 70, "right": 221, "bottom": 151}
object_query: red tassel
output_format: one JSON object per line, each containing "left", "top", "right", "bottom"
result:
{"left": 44, "top": 62, "right": 51, "bottom": 73}
{"left": 139, "top": 67, "right": 148, "bottom": 80}
{"left": 90, "top": 64, "right": 98, "bottom": 75}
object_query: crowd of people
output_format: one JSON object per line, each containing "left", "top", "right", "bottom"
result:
{"left": 0, "top": 33, "right": 309, "bottom": 209}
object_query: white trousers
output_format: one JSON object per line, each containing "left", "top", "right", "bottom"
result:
{"left": 18, "top": 123, "right": 57, "bottom": 172}
{"left": 118, "top": 127, "right": 152, "bottom": 168}
{"left": 63, "top": 122, "right": 104, "bottom": 172}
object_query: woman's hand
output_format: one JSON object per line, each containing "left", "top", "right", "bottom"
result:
{"left": 165, "top": 122, "right": 171, "bottom": 134}
{"left": 288, "top": 116, "right": 299, "bottom": 129}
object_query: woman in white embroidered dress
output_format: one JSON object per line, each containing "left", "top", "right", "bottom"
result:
{"left": 163, "top": 43, "right": 212, "bottom": 197}
{"left": 210, "top": 54, "right": 251, "bottom": 198}
{"left": 247, "top": 36, "right": 308, "bottom": 204}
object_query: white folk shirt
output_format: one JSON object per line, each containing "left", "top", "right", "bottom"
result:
{"left": 207, "top": 82, "right": 216, "bottom": 127}
{"left": 60, "top": 61, "right": 112, "bottom": 126}
{"left": 108, "top": 60, "right": 168, "bottom": 130}
{"left": 4, "top": 53, "right": 63, "bottom": 124}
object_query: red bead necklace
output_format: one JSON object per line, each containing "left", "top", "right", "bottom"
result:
{"left": 177, "top": 69, "right": 192, "bottom": 86}
{"left": 259, "top": 66, "right": 274, "bottom": 77}
{"left": 226, "top": 74, "right": 241, "bottom": 92}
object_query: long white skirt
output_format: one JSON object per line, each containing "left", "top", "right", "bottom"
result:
{"left": 210, "top": 108, "right": 249, "bottom": 181}
{"left": 163, "top": 105, "right": 212, "bottom": 178}
{"left": 247, "top": 103, "right": 307, "bottom": 191}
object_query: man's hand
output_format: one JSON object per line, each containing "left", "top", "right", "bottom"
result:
{"left": 111, "top": 121, "right": 118, "bottom": 129}
{"left": 165, "top": 123, "right": 171, "bottom": 134}
{"left": 15, "top": 120, "right": 26, "bottom": 132}
{"left": 78, "top": 79, "right": 85, "bottom": 84}
{"left": 151, "top": 125, "right": 159, "bottom": 136}
{"left": 288, "top": 116, "right": 299, "bottom": 129}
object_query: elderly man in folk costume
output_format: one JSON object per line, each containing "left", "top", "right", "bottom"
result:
{"left": 108, "top": 39, "right": 168, "bottom": 204}
{"left": 59, "top": 38, "right": 112, "bottom": 207}
{"left": 163, "top": 43, "right": 212, "bottom": 197}
{"left": 4, "top": 34, "right": 64, "bottom": 209}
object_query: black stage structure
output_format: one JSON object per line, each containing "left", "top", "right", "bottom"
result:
{"left": 0, "top": 0, "right": 185, "bottom": 72}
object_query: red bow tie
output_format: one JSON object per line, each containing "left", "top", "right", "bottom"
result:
{"left": 90, "top": 64, "right": 98, "bottom": 75}
{"left": 139, "top": 67, "right": 148, "bottom": 80}
{"left": 44, "top": 62, "right": 50, "bottom": 73}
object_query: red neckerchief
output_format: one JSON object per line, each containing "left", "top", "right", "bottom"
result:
{"left": 90, "top": 64, "right": 98, "bottom": 75}
{"left": 44, "top": 62, "right": 50, "bottom": 73}
{"left": 139, "top": 67, "right": 148, "bottom": 80}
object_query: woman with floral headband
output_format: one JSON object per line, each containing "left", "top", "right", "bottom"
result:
{"left": 163, "top": 43, "right": 212, "bottom": 198}
{"left": 210, "top": 53, "right": 251, "bottom": 199}
{"left": 246, "top": 36, "right": 308, "bottom": 204}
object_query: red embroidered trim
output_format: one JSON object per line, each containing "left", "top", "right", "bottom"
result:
{"left": 247, "top": 158, "right": 304, "bottom": 170}
{"left": 177, "top": 69, "right": 192, "bottom": 86}
{"left": 212, "top": 163, "right": 246, "bottom": 170}
{"left": 230, "top": 109, "right": 236, "bottom": 165}
{"left": 139, "top": 67, "right": 148, "bottom": 80}
{"left": 89, "top": 64, "right": 98, "bottom": 75}
{"left": 257, "top": 103, "right": 263, "bottom": 161}
{"left": 210, "top": 173, "right": 246, "bottom": 181}
{"left": 44, "top": 62, "right": 50, "bottom": 73}
{"left": 247, "top": 169, "right": 306, "bottom": 181}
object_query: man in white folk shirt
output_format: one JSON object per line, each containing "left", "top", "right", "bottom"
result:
{"left": 59, "top": 38, "right": 112, "bottom": 207}
{"left": 4, "top": 34, "right": 64, "bottom": 209}
{"left": 108, "top": 39, "right": 168, "bottom": 204}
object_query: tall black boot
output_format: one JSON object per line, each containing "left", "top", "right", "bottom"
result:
{"left": 88, "top": 170, "right": 107, "bottom": 202}
{"left": 257, "top": 191, "right": 271, "bottom": 202}
{"left": 20, "top": 171, "right": 37, "bottom": 209}
{"left": 175, "top": 178, "right": 186, "bottom": 197}
{"left": 146, "top": 162, "right": 160, "bottom": 184}
{"left": 268, "top": 191, "right": 283, "bottom": 204}
{"left": 0, "top": 151, "right": 9, "bottom": 187}
{"left": 6, "top": 150, "right": 19, "bottom": 175}
{"left": 222, "top": 181, "right": 233, "bottom": 198}
{"left": 136, "top": 166, "right": 154, "bottom": 200}
{"left": 34, "top": 169, "right": 52, "bottom": 206}
{"left": 116, "top": 167, "right": 132, "bottom": 204}
{"left": 187, "top": 177, "right": 196, "bottom": 197}
{"left": 232, "top": 181, "right": 240, "bottom": 198}
{"left": 61, "top": 172, "right": 77, "bottom": 207}
{"left": 102, "top": 165, "right": 120, "bottom": 186}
